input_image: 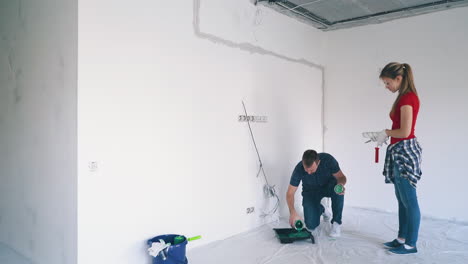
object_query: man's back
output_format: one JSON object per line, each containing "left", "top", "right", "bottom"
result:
{"left": 290, "top": 153, "right": 340, "bottom": 192}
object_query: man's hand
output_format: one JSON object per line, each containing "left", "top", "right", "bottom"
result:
{"left": 289, "top": 212, "right": 301, "bottom": 228}
{"left": 286, "top": 184, "right": 299, "bottom": 227}
{"left": 332, "top": 170, "right": 347, "bottom": 196}
{"left": 362, "top": 130, "right": 389, "bottom": 147}
{"left": 335, "top": 184, "right": 346, "bottom": 195}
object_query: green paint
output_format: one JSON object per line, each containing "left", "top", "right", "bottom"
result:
{"left": 294, "top": 220, "right": 304, "bottom": 231}
{"left": 284, "top": 230, "right": 310, "bottom": 239}
{"left": 173, "top": 236, "right": 185, "bottom": 245}
{"left": 334, "top": 184, "right": 344, "bottom": 194}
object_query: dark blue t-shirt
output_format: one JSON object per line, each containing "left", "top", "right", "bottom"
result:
{"left": 289, "top": 153, "right": 340, "bottom": 192}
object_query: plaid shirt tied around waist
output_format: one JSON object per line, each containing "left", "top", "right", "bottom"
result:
{"left": 383, "top": 138, "right": 422, "bottom": 188}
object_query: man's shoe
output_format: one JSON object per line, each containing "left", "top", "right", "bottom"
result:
{"left": 388, "top": 245, "right": 418, "bottom": 254}
{"left": 322, "top": 206, "right": 332, "bottom": 222}
{"left": 329, "top": 222, "right": 341, "bottom": 237}
{"left": 383, "top": 239, "right": 404, "bottom": 248}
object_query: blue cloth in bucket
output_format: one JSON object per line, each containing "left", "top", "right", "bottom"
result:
{"left": 148, "top": 234, "right": 188, "bottom": 264}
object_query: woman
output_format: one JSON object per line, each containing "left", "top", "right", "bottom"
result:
{"left": 366, "top": 62, "right": 422, "bottom": 254}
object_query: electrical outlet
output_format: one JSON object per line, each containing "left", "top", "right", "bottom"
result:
{"left": 88, "top": 161, "right": 98, "bottom": 172}
{"left": 246, "top": 207, "right": 255, "bottom": 214}
{"left": 238, "top": 115, "right": 268, "bottom": 123}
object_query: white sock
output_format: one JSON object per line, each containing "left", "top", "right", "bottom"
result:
{"left": 396, "top": 238, "right": 405, "bottom": 244}
{"left": 404, "top": 244, "right": 414, "bottom": 249}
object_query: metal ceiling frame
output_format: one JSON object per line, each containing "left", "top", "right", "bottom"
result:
{"left": 256, "top": 0, "right": 468, "bottom": 31}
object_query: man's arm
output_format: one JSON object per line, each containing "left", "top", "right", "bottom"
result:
{"left": 333, "top": 170, "right": 347, "bottom": 195}
{"left": 286, "top": 184, "right": 300, "bottom": 227}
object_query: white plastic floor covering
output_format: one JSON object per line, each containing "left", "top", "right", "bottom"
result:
{"left": 1, "top": 207, "right": 467, "bottom": 263}
{"left": 188, "top": 207, "right": 468, "bottom": 264}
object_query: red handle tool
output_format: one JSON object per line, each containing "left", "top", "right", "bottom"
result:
{"left": 375, "top": 147, "right": 379, "bottom": 163}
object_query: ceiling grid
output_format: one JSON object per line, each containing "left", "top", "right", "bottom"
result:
{"left": 256, "top": 0, "right": 468, "bottom": 30}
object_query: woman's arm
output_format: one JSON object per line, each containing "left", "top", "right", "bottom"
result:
{"left": 386, "top": 105, "right": 413, "bottom": 138}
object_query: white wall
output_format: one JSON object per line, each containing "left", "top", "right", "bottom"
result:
{"left": 0, "top": 0, "right": 77, "bottom": 264}
{"left": 78, "top": 0, "right": 325, "bottom": 263}
{"left": 324, "top": 7, "right": 468, "bottom": 221}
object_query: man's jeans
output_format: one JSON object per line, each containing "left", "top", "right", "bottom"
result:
{"left": 394, "top": 163, "right": 421, "bottom": 247}
{"left": 302, "top": 181, "right": 344, "bottom": 230}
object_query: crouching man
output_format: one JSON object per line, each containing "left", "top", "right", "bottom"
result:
{"left": 287, "top": 149, "right": 347, "bottom": 237}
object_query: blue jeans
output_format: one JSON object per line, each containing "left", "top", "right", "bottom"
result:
{"left": 393, "top": 163, "right": 421, "bottom": 247}
{"left": 302, "top": 181, "right": 344, "bottom": 230}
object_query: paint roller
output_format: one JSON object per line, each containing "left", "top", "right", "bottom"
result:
{"left": 363, "top": 132, "right": 387, "bottom": 163}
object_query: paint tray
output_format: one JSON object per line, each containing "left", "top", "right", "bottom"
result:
{"left": 273, "top": 228, "right": 315, "bottom": 244}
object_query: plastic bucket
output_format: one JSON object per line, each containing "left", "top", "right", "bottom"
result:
{"left": 147, "top": 234, "right": 188, "bottom": 264}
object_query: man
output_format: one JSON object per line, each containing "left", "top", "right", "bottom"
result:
{"left": 287, "top": 149, "right": 347, "bottom": 237}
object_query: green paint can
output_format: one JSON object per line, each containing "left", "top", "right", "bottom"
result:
{"left": 334, "top": 184, "right": 344, "bottom": 194}
{"left": 294, "top": 220, "right": 304, "bottom": 231}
